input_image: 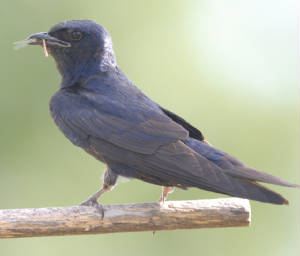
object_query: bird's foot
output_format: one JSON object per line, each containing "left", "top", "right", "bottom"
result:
{"left": 80, "top": 199, "right": 104, "bottom": 219}
{"left": 158, "top": 186, "right": 174, "bottom": 205}
{"left": 158, "top": 195, "right": 165, "bottom": 206}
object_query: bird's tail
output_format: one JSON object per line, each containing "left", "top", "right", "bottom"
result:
{"left": 226, "top": 179, "right": 290, "bottom": 205}
{"left": 224, "top": 166, "right": 298, "bottom": 188}
{"left": 192, "top": 177, "right": 290, "bottom": 205}
{"left": 221, "top": 166, "right": 298, "bottom": 204}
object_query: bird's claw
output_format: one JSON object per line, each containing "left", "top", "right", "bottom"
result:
{"left": 80, "top": 199, "right": 104, "bottom": 219}
{"left": 158, "top": 195, "right": 165, "bottom": 206}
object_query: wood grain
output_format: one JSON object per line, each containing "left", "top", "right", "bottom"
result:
{"left": 0, "top": 198, "right": 251, "bottom": 238}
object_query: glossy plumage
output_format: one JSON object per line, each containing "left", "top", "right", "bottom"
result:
{"left": 29, "top": 20, "right": 297, "bottom": 205}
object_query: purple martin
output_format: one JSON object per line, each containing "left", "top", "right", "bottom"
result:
{"left": 26, "top": 20, "right": 297, "bottom": 208}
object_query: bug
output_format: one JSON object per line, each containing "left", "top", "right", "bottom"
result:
{"left": 14, "top": 38, "right": 49, "bottom": 57}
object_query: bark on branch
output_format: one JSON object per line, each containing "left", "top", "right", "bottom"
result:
{"left": 0, "top": 198, "right": 251, "bottom": 238}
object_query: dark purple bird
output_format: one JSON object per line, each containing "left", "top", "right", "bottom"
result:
{"left": 25, "top": 20, "right": 297, "bottom": 209}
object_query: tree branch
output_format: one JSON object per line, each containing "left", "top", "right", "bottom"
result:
{"left": 0, "top": 198, "right": 250, "bottom": 238}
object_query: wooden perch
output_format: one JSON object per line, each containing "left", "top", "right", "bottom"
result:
{"left": 0, "top": 198, "right": 251, "bottom": 238}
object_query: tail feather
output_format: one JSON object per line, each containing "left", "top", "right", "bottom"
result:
{"left": 228, "top": 179, "right": 289, "bottom": 205}
{"left": 225, "top": 166, "right": 299, "bottom": 188}
{"left": 193, "top": 177, "right": 290, "bottom": 205}
{"left": 183, "top": 138, "right": 298, "bottom": 189}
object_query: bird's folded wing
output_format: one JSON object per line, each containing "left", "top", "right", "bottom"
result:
{"left": 51, "top": 91, "right": 188, "bottom": 154}
{"left": 51, "top": 90, "right": 296, "bottom": 204}
{"left": 52, "top": 92, "right": 240, "bottom": 190}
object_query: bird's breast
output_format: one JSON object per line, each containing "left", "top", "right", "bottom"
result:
{"left": 49, "top": 90, "right": 91, "bottom": 148}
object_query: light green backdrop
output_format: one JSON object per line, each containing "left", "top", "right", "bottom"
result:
{"left": 0, "top": 1, "right": 299, "bottom": 255}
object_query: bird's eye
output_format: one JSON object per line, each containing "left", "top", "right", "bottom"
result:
{"left": 71, "top": 31, "right": 83, "bottom": 41}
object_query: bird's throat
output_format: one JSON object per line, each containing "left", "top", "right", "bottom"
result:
{"left": 55, "top": 57, "right": 101, "bottom": 88}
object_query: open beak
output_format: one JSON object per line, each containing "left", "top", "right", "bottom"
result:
{"left": 28, "top": 32, "right": 71, "bottom": 48}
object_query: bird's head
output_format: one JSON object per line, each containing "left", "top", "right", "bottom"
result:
{"left": 28, "top": 20, "right": 116, "bottom": 87}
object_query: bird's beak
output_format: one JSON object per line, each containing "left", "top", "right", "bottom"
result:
{"left": 28, "top": 32, "right": 71, "bottom": 48}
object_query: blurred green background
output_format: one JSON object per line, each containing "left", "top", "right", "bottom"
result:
{"left": 0, "top": 0, "right": 299, "bottom": 255}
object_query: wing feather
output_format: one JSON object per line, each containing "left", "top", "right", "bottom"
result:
{"left": 50, "top": 89, "right": 188, "bottom": 154}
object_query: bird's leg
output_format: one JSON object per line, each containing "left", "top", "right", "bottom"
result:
{"left": 80, "top": 186, "right": 110, "bottom": 206}
{"left": 153, "top": 186, "right": 175, "bottom": 235}
{"left": 158, "top": 186, "right": 174, "bottom": 204}
{"left": 80, "top": 167, "right": 117, "bottom": 218}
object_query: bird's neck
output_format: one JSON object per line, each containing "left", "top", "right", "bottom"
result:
{"left": 57, "top": 56, "right": 116, "bottom": 88}
{"left": 58, "top": 58, "right": 99, "bottom": 88}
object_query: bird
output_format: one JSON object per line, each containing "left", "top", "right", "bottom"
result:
{"left": 25, "top": 20, "right": 297, "bottom": 210}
